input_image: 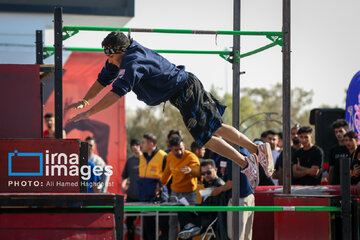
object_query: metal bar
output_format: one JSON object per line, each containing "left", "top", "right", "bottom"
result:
{"left": 122, "top": 206, "right": 341, "bottom": 212}
{"left": 282, "top": 0, "right": 291, "bottom": 194}
{"left": 114, "top": 195, "right": 124, "bottom": 240}
{"left": 340, "top": 157, "right": 352, "bottom": 239}
{"left": 232, "top": 1, "right": 241, "bottom": 240}
{"left": 36, "top": 30, "right": 44, "bottom": 64}
{"left": 43, "top": 46, "right": 231, "bottom": 55}
{"left": 54, "top": 7, "right": 63, "bottom": 139}
{"left": 240, "top": 42, "right": 278, "bottom": 58}
{"left": 79, "top": 141, "right": 89, "bottom": 193}
{"left": 43, "top": 44, "right": 279, "bottom": 59}
{"left": 156, "top": 211, "right": 159, "bottom": 240}
{"left": 36, "top": 30, "right": 44, "bottom": 138}
{"left": 63, "top": 26, "right": 283, "bottom": 37}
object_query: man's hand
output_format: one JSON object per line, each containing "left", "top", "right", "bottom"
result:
{"left": 353, "top": 164, "right": 360, "bottom": 177}
{"left": 68, "top": 111, "right": 91, "bottom": 123}
{"left": 180, "top": 166, "right": 192, "bottom": 174}
{"left": 307, "top": 166, "right": 320, "bottom": 177}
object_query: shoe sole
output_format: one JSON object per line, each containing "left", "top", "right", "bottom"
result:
{"left": 262, "top": 143, "right": 274, "bottom": 177}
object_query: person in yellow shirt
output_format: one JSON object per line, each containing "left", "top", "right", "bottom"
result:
{"left": 160, "top": 136, "right": 200, "bottom": 239}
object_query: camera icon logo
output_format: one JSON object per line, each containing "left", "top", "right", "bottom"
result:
{"left": 8, "top": 150, "right": 43, "bottom": 176}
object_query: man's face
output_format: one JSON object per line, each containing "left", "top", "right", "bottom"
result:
{"left": 44, "top": 117, "right": 54, "bottom": 129}
{"left": 171, "top": 142, "right": 185, "bottom": 159}
{"left": 197, "top": 147, "right": 206, "bottom": 158}
{"left": 299, "top": 132, "right": 312, "bottom": 148}
{"left": 106, "top": 53, "right": 123, "bottom": 67}
{"left": 200, "top": 165, "right": 217, "bottom": 183}
{"left": 265, "top": 134, "right": 278, "bottom": 150}
{"left": 334, "top": 127, "right": 347, "bottom": 142}
{"left": 131, "top": 144, "right": 141, "bottom": 155}
{"left": 140, "top": 138, "right": 152, "bottom": 153}
{"left": 291, "top": 127, "right": 300, "bottom": 145}
{"left": 344, "top": 136, "right": 357, "bottom": 151}
{"left": 87, "top": 139, "right": 96, "bottom": 155}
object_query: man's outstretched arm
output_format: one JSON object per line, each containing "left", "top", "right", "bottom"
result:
{"left": 66, "top": 81, "right": 105, "bottom": 110}
{"left": 68, "top": 91, "right": 120, "bottom": 122}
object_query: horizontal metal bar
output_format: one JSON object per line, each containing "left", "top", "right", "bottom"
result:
{"left": 63, "top": 26, "right": 283, "bottom": 37}
{"left": 86, "top": 205, "right": 341, "bottom": 212}
{"left": 43, "top": 46, "right": 231, "bottom": 55}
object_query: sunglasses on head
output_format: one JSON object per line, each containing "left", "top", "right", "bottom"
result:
{"left": 200, "top": 170, "right": 212, "bottom": 176}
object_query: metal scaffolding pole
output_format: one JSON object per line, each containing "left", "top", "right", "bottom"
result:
{"left": 232, "top": 0, "right": 241, "bottom": 239}
{"left": 282, "top": 0, "right": 291, "bottom": 194}
{"left": 54, "top": 7, "right": 63, "bottom": 139}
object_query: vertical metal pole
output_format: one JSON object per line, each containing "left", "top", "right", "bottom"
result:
{"left": 282, "top": 0, "right": 291, "bottom": 194}
{"left": 36, "top": 30, "right": 44, "bottom": 137}
{"left": 36, "top": 30, "right": 44, "bottom": 65}
{"left": 232, "top": 0, "right": 241, "bottom": 239}
{"left": 54, "top": 7, "right": 63, "bottom": 139}
{"left": 340, "top": 157, "right": 351, "bottom": 239}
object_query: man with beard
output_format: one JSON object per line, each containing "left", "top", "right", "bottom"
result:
{"left": 160, "top": 136, "right": 200, "bottom": 239}
{"left": 274, "top": 124, "right": 302, "bottom": 185}
{"left": 328, "top": 119, "right": 349, "bottom": 185}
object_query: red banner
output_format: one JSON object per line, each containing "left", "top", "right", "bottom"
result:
{"left": 44, "top": 52, "right": 127, "bottom": 194}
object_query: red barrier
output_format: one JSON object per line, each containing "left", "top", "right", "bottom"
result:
{"left": 0, "top": 64, "right": 41, "bottom": 139}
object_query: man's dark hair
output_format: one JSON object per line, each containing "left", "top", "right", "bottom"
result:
{"left": 44, "top": 113, "right": 54, "bottom": 119}
{"left": 85, "top": 136, "right": 95, "bottom": 142}
{"left": 169, "top": 136, "right": 183, "bottom": 147}
{"left": 102, "top": 31, "right": 131, "bottom": 49}
{"left": 332, "top": 119, "right": 349, "bottom": 130}
{"left": 130, "top": 138, "right": 141, "bottom": 146}
{"left": 278, "top": 132, "right": 283, "bottom": 140}
{"left": 200, "top": 159, "right": 216, "bottom": 169}
{"left": 344, "top": 130, "right": 358, "bottom": 140}
{"left": 143, "top": 133, "right": 157, "bottom": 145}
{"left": 263, "top": 130, "right": 277, "bottom": 138}
{"left": 297, "top": 126, "right": 313, "bottom": 135}
{"left": 190, "top": 141, "right": 202, "bottom": 152}
{"left": 167, "top": 129, "right": 181, "bottom": 140}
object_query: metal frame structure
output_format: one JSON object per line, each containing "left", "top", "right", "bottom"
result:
{"left": 47, "top": 2, "right": 352, "bottom": 239}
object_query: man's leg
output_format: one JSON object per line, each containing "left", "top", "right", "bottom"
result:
{"left": 215, "top": 124, "right": 258, "bottom": 153}
{"left": 204, "top": 135, "right": 248, "bottom": 168}
{"left": 227, "top": 194, "right": 255, "bottom": 240}
{"left": 213, "top": 124, "right": 274, "bottom": 177}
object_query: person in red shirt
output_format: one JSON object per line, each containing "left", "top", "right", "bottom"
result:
{"left": 43, "top": 113, "right": 66, "bottom": 138}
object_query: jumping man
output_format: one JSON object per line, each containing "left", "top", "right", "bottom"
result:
{"left": 66, "top": 31, "right": 274, "bottom": 183}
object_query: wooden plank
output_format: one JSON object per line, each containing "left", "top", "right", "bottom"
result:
{"left": 0, "top": 213, "right": 115, "bottom": 229}
{"left": 0, "top": 229, "right": 115, "bottom": 240}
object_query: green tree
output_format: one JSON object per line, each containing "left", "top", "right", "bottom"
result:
{"left": 211, "top": 83, "right": 314, "bottom": 140}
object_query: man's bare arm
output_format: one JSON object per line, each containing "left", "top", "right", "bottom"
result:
{"left": 68, "top": 91, "right": 121, "bottom": 122}
{"left": 66, "top": 81, "right": 105, "bottom": 110}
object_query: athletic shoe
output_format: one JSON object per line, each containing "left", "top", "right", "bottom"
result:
{"left": 241, "top": 154, "right": 259, "bottom": 189}
{"left": 178, "top": 223, "right": 201, "bottom": 239}
{"left": 257, "top": 142, "right": 274, "bottom": 177}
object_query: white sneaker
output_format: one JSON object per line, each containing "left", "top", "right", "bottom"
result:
{"left": 241, "top": 154, "right": 259, "bottom": 189}
{"left": 257, "top": 142, "right": 274, "bottom": 177}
